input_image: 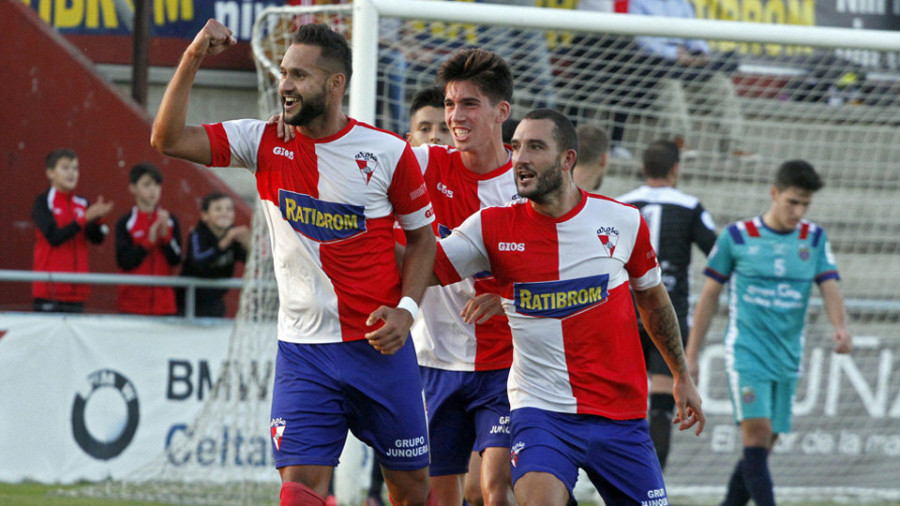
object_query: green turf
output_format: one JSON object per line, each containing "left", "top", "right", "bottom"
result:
{"left": 0, "top": 482, "right": 169, "bottom": 506}
{"left": 3, "top": 482, "right": 897, "bottom": 506}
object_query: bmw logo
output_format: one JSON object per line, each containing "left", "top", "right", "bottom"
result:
{"left": 71, "top": 369, "right": 140, "bottom": 460}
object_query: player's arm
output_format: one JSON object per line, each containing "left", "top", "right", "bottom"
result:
{"left": 693, "top": 205, "right": 718, "bottom": 256}
{"left": 685, "top": 276, "right": 724, "bottom": 381}
{"left": 365, "top": 224, "right": 436, "bottom": 355}
{"left": 399, "top": 224, "right": 437, "bottom": 307}
{"left": 687, "top": 227, "right": 734, "bottom": 379}
{"left": 819, "top": 279, "right": 852, "bottom": 354}
{"left": 150, "top": 19, "right": 237, "bottom": 164}
{"left": 634, "top": 282, "right": 705, "bottom": 435}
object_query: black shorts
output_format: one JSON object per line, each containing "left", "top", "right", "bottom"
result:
{"left": 640, "top": 314, "right": 689, "bottom": 377}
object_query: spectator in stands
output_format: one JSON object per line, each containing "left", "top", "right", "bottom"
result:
{"left": 31, "top": 148, "right": 114, "bottom": 313}
{"left": 551, "top": 1, "right": 641, "bottom": 160}
{"left": 177, "top": 191, "right": 249, "bottom": 317}
{"left": 573, "top": 124, "right": 610, "bottom": 192}
{"left": 115, "top": 163, "right": 182, "bottom": 316}
{"left": 629, "top": 0, "right": 745, "bottom": 156}
{"left": 481, "top": 0, "right": 557, "bottom": 110}
{"left": 553, "top": 0, "right": 744, "bottom": 158}
{"left": 406, "top": 87, "right": 452, "bottom": 147}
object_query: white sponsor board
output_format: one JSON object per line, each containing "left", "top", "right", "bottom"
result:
{"left": 666, "top": 324, "right": 900, "bottom": 498}
{"left": 0, "top": 313, "right": 231, "bottom": 484}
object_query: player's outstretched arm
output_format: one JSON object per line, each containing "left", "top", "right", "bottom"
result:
{"left": 151, "top": 19, "right": 237, "bottom": 165}
{"left": 365, "top": 224, "right": 436, "bottom": 355}
{"left": 685, "top": 276, "right": 723, "bottom": 383}
{"left": 819, "top": 279, "right": 852, "bottom": 354}
{"left": 634, "top": 282, "right": 705, "bottom": 435}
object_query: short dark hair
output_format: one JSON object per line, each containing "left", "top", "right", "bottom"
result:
{"left": 642, "top": 140, "right": 680, "bottom": 179}
{"left": 292, "top": 23, "right": 352, "bottom": 89}
{"left": 46, "top": 148, "right": 77, "bottom": 169}
{"left": 437, "top": 48, "right": 513, "bottom": 105}
{"left": 201, "top": 191, "right": 231, "bottom": 212}
{"left": 775, "top": 159, "right": 824, "bottom": 192}
{"left": 409, "top": 87, "right": 445, "bottom": 118}
{"left": 576, "top": 125, "right": 609, "bottom": 166}
{"left": 129, "top": 162, "right": 163, "bottom": 185}
{"left": 502, "top": 118, "right": 520, "bottom": 144}
{"left": 521, "top": 109, "right": 577, "bottom": 154}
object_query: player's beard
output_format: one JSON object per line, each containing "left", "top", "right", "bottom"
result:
{"left": 518, "top": 159, "right": 563, "bottom": 204}
{"left": 283, "top": 84, "right": 327, "bottom": 127}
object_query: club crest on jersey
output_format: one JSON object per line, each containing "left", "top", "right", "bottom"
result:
{"left": 279, "top": 189, "right": 366, "bottom": 243}
{"left": 271, "top": 417, "right": 286, "bottom": 451}
{"left": 741, "top": 386, "right": 756, "bottom": 405}
{"left": 355, "top": 151, "right": 379, "bottom": 184}
{"left": 596, "top": 226, "right": 620, "bottom": 257}
{"left": 514, "top": 274, "right": 609, "bottom": 318}
{"left": 510, "top": 441, "right": 525, "bottom": 468}
{"left": 799, "top": 245, "right": 810, "bottom": 260}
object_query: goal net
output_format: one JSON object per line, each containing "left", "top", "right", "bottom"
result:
{"left": 77, "top": 1, "right": 900, "bottom": 504}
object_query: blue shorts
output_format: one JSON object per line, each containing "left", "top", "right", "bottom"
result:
{"left": 421, "top": 367, "right": 510, "bottom": 476}
{"left": 727, "top": 370, "right": 797, "bottom": 434}
{"left": 271, "top": 339, "right": 429, "bottom": 471}
{"left": 509, "top": 407, "right": 666, "bottom": 505}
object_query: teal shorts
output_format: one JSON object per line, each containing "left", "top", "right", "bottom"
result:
{"left": 726, "top": 370, "right": 797, "bottom": 434}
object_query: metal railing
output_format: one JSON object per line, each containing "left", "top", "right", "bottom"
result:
{"left": 0, "top": 269, "right": 246, "bottom": 319}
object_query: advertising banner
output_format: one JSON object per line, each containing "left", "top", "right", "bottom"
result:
{"left": 691, "top": 0, "right": 900, "bottom": 31}
{"left": 0, "top": 313, "right": 232, "bottom": 483}
{"left": 665, "top": 326, "right": 900, "bottom": 496}
{"left": 23, "top": 0, "right": 282, "bottom": 41}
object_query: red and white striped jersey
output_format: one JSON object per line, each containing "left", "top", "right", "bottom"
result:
{"left": 410, "top": 145, "right": 519, "bottom": 371}
{"left": 204, "top": 118, "right": 433, "bottom": 344}
{"left": 434, "top": 191, "right": 661, "bottom": 418}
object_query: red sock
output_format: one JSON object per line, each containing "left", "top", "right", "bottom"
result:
{"left": 280, "top": 482, "right": 326, "bottom": 506}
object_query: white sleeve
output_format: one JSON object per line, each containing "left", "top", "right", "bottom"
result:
{"left": 221, "top": 119, "right": 266, "bottom": 173}
{"left": 411, "top": 145, "right": 430, "bottom": 175}
{"left": 436, "top": 211, "right": 491, "bottom": 283}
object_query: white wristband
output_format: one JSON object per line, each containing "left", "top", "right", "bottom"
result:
{"left": 396, "top": 296, "right": 419, "bottom": 320}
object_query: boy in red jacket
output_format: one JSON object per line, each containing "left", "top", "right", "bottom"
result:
{"left": 32, "top": 148, "right": 114, "bottom": 312}
{"left": 114, "top": 162, "right": 182, "bottom": 315}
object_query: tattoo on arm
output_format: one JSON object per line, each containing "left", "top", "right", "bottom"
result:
{"left": 647, "top": 305, "right": 686, "bottom": 373}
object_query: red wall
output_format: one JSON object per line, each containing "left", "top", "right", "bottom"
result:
{"left": 0, "top": 0, "right": 253, "bottom": 314}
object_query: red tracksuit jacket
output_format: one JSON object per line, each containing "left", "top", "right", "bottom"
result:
{"left": 114, "top": 206, "right": 182, "bottom": 315}
{"left": 32, "top": 187, "right": 108, "bottom": 302}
